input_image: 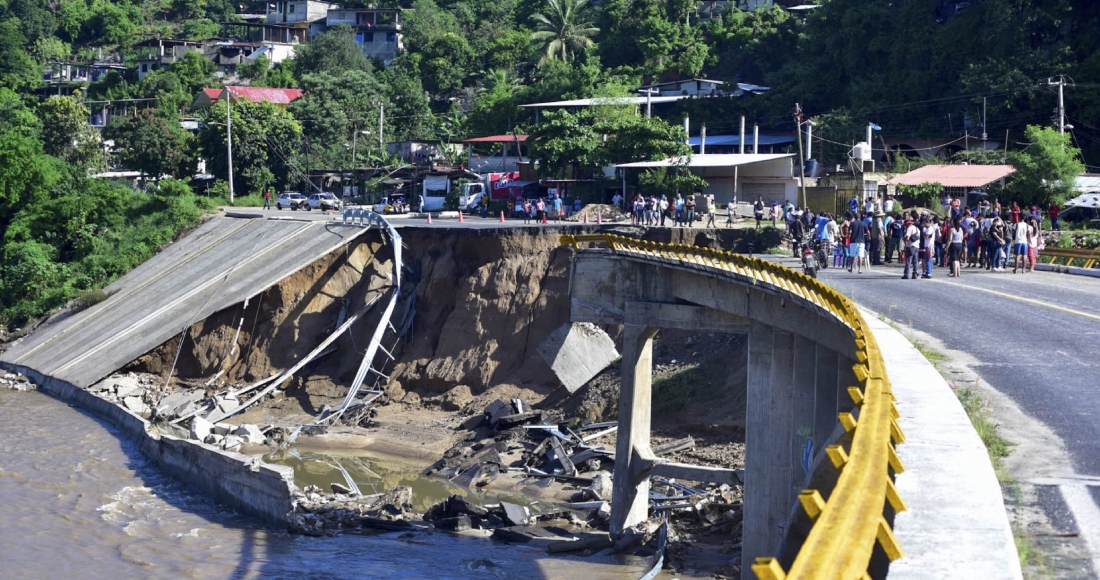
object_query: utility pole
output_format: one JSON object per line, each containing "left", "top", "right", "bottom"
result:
{"left": 1048, "top": 76, "right": 1069, "bottom": 139}
{"left": 794, "top": 103, "right": 808, "bottom": 211}
{"left": 739, "top": 116, "right": 746, "bottom": 154}
{"left": 379, "top": 103, "right": 384, "bottom": 150}
{"left": 226, "top": 88, "right": 234, "bottom": 204}
{"left": 639, "top": 88, "right": 659, "bottom": 119}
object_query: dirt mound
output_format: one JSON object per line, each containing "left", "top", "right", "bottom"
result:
{"left": 564, "top": 204, "right": 629, "bottom": 223}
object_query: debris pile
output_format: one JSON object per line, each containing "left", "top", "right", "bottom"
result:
{"left": 0, "top": 371, "right": 34, "bottom": 391}
{"left": 187, "top": 416, "right": 273, "bottom": 452}
{"left": 289, "top": 485, "right": 421, "bottom": 536}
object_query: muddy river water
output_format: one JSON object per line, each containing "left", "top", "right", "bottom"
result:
{"left": 0, "top": 389, "right": 658, "bottom": 579}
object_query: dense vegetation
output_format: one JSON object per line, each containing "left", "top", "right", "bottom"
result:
{"left": 0, "top": 0, "right": 1096, "bottom": 325}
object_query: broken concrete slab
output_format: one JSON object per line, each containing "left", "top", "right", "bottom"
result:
{"left": 221, "top": 435, "right": 243, "bottom": 451}
{"left": 213, "top": 422, "right": 234, "bottom": 436}
{"left": 501, "top": 502, "right": 531, "bottom": 526}
{"left": 484, "top": 399, "right": 511, "bottom": 426}
{"left": 113, "top": 377, "right": 143, "bottom": 399}
{"left": 123, "top": 396, "right": 148, "bottom": 415}
{"left": 234, "top": 424, "right": 265, "bottom": 444}
{"left": 537, "top": 323, "right": 620, "bottom": 394}
{"left": 491, "top": 525, "right": 564, "bottom": 544}
{"left": 190, "top": 416, "right": 214, "bottom": 441}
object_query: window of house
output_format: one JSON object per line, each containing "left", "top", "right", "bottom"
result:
{"left": 386, "top": 31, "right": 396, "bottom": 42}
{"left": 288, "top": 4, "right": 295, "bottom": 13}
{"left": 363, "top": 31, "right": 374, "bottom": 43}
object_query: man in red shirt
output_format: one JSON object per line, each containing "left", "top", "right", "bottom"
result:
{"left": 1011, "top": 202, "right": 1020, "bottom": 224}
{"left": 1049, "top": 203, "right": 1061, "bottom": 231}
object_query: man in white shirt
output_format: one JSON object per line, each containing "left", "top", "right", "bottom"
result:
{"left": 883, "top": 194, "right": 896, "bottom": 214}
{"left": 612, "top": 192, "right": 623, "bottom": 210}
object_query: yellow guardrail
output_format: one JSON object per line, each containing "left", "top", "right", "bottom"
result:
{"left": 1039, "top": 247, "right": 1100, "bottom": 269}
{"left": 560, "top": 233, "right": 907, "bottom": 579}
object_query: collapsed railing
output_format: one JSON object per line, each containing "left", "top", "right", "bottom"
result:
{"left": 559, "top": 233, "right": 907, "bottom": 580}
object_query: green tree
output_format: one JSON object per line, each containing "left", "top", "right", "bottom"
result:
{"left": 198, "top": 99, "right": 303, "bottom": 194}
{"left": 0, "top": 21, "right": 40, "bottom": 91}
{"left": 382, "top": 60, "right": 434, "bottom": 141}
{"left": 527, "top": 108, "right": 601, "bottom": 178}
{"left": 530, "top": 0, "right": 598, "bottom": 64}
{"left": 289, "top": 70, "right": 388, "bottom": 169}
{"left": 1006, "top": 125, "right": 1085, "bottom": 205}
{"left": 38, "top": 96, "right": 103, "bottom": 170}
{"left": 0, "top": 88, "right": 41, "bottom": 138}
{"left": 291, "top": 25, "right": 373, "bottom": 80}
{"left": 103, "top": 109, "right": 192, "bottom": 181}
{"left": 601, "top": 115, "right": 690, "bottom": 166}
{"left": 0, "top": 131, "right": 63, "bottom": 235}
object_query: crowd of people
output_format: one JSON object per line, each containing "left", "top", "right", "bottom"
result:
{"left": 614, "top": 192, "right": 740, "bottom": 228}
{"left": 776, "top": 194, "right": 1052, "bottom": 279}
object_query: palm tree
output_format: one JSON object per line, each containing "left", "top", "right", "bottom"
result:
{"left": 530, "top": 0, "right": 599, "bottom": 64}
{"left": 479, "top": 68, "right": 522, "bottom": 93}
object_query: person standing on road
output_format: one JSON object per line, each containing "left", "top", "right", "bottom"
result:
{"left": 659, "top": 195, "right": 669, "bottom": 226}
{"left": 263, "top": 189, "right": 272, "bottom": 210}
{"left": 726, "top": 200, "right": 737, "bottom": 228}
{"left": 522, "top": 198, "right": 532, "bottom": 224}
{"left": 963, "top": 211, "right": 979, "bottom": 267}
{"left": 684, "top": 194, "right": 697, "bottom": 226}
{"left": 990, "top": 214, "right": 1007, "bottom": 271}
{"left": 551, "top": 194, "right": 564, "bottom": 222}
{"left": 921, "top": 217, "right": 938, "bottom": 278}
{"left": 536, "top": 197, "right": 546, "bottom": 223}
{"left": 1049, "top": 202, "right": 1061, "bottom": 231}
{"left": 705, "top": 194, "right": 717, "bottom": 228}
{"left": 613, "top": 192, "right": 623, "bottom": 210}
{"left": 948, "top": 217, "right": 964, "bottom": 277}
{"left": 847, "top": 212, "right": 868, "bottom": 273}
{"left": 770, "top": 201, "right": 779, "bottom": 227}
{"left": 754, "top": 196, "right": 764, "bottom": 228}
{"left": 1027, "top": 216, "right": 1041, "bottom": 273}
{"left": 886, "top": 213, "right": 903, "bottom": 264}
{"left": 1012, "top": 216, "right": 1032, "bottom": 273}
{"left": 902, "top": 217, "right": 920, "bottom": 279}
{"left": 675, "top": 194, "right": 684, "bottom": 226}
{"left": 870, "top": 212, "right": 884, "bottom": 265}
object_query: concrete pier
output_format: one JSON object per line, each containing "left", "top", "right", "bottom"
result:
{"left": 566, "top": 253, "right": 854, "bottom": 572}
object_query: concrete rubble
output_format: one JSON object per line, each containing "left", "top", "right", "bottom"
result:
{"left": 0, "top": 371, "right": 35, "bottom": 391}
{"left": 537, "top": 323, "right": 620, "bottom": 394}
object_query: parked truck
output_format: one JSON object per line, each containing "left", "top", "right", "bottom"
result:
{"left": 420, "top": 175, "right": 489, "bottom": 212}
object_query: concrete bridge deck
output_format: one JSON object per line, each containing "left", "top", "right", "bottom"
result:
{"left": 1, "top": 216, "right": 372, "bottom": 389}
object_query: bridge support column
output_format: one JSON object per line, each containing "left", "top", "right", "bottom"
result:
{"left": 814, "top": 344, "right": 840, "bottom": 454}
{"left": 791, "top": 335, "right": 818, "bottom": 490}
{"left": 609, "top": 323, "right": 658, "bottom": 538}
{"left": 744, "top": 320, "right": 800, "bottom": 574}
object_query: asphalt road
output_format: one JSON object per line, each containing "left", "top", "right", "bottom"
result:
{"left": 808, "top": 256, "right": 1100, "bottom": 571}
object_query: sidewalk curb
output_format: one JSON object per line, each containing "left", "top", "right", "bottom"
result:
{"left": 862, "top": 311, "right": 1023, "bottom": 580}
{"left": 1034, "top": 263, "right": 1100, "bottom": 278}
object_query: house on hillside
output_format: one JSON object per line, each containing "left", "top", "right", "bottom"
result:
{"left": 637, "top": 78, "right": 726, "bottom": 97}
{"left": 326, "top": 7, "right": 404, "bottom": 63}
{"left": 134, "top": 39, "right": 202, "bottom": 79}
{"left": 192, "top": 86, "right": 305, "bottom": 109}
{"left": 268, "top": 0, "right": 338, "bottom": 38}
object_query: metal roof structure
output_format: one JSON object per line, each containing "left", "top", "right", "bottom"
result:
{"left": 689, "top": 134, "right": 795, "bottom": 147}
{"left": 616, "top": 153, "right": 794, "bottom": 169}
{"left": 884, "top": 164, "right": 1016, "bottom": 188}
{"left": 520, "top": 95, "right": 693, "bottom": 108}
{"left": 462, "top": 134, "right": 528, "bottom": 143}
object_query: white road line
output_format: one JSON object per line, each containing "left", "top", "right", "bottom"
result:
{"left": 932, "top": 279, "right": 1100, "bottom": 322}
{"left": 1059, "top": 484, "right": 1100, "bottom": 576}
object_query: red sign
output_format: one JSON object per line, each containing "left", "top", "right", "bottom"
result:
{"left": 489, "top": 172, "right": 520, "bottom": 200}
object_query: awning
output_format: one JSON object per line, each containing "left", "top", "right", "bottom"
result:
{"left": 616, "top": 153, "right": 794, "bottom": 168}
{"left": 884, "top": 164, "right": 1016, "bottom": 188}
{"left": 1065, "top": 194, "right": 1100, "bottom": 209}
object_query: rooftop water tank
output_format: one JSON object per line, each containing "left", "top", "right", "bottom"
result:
{"left": 852, "top": 141, "right": 872, "bottom": 161}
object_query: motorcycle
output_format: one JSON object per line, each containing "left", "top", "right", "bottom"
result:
{"left": 801, "top": 243, "right": 817, "bottom": 278}
{"left": 813, "top": 239, "right": 830, "bottom": 271}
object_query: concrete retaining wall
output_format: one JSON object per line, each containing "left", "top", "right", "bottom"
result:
{"left": 3, "top": 362, "right": 296, "bottom": 527}
{"left": 1034, "top": 263, "right": 1100, "bottom": 278}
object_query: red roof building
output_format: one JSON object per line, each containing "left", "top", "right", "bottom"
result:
{"left": 192, "top": 86, "right": 305, "bottom": 109}
{"left": 885, "top": 164, "right": 1016, "bottom": 189}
